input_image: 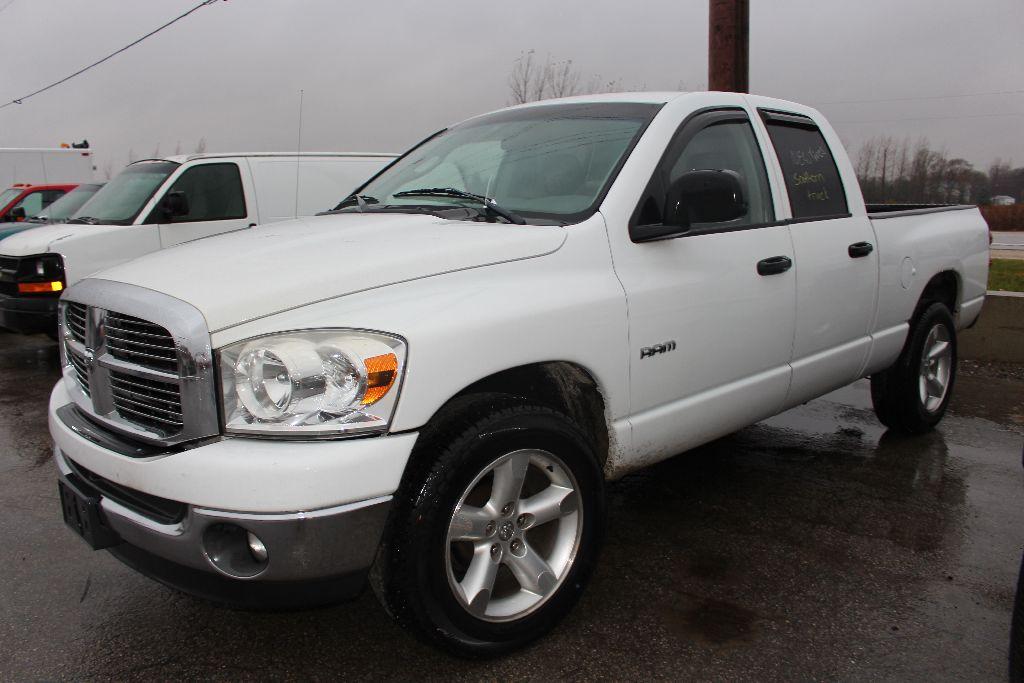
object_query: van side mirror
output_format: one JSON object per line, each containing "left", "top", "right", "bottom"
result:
{"left": 157, "top": 191, "right": 190, "bottom": 221}
{"left": 8, "top": 207, "right": 26, "bottom": 222}
{"left": 664, "top": 169, "right": 747, "bottom": 228}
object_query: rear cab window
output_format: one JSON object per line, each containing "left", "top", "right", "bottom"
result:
{"left": 759, "top": 110, "right": 848, "bottom": 220}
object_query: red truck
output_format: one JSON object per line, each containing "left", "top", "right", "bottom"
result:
{"left": 0, "top": 183, "right": 78, "bottom": 223}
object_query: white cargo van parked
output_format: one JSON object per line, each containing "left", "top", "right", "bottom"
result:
{"left": 0, "top": 152, "right": 395, "bottom": 334}
{"left": 0, "top": 147, "right": 95, "bottom": 187}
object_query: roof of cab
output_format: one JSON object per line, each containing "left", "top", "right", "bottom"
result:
{"left": 509, "top": 91, "right": 688, "bottom": 108}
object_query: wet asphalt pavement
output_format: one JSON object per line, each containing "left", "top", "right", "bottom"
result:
{"left": 1, "top": 332, "right": 1022, "bottom": 681}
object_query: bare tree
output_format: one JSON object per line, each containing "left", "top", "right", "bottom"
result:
{"left": 127, "top": 147, "right": 136, "bottom": 164}
{"left": 102, "top": 160, "right": 113, "bottom": 180}
{"left": 152, "top": 143, "right": 160, "bottom": 158}
{"left": 508, "top": 50, "right": 547, "bottom": 104}
{"left": 508, "top": 51, "right": 629, "bottom": 105}
{"left": 194, "top": 137, "right": 207, "bottom": 154}
{"left": 174, "top": 140, "right": 182, "bottom": 155}
{"left": 546, "top": 58, "right": 581, "bottom": 99}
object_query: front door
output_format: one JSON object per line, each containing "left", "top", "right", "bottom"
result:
{"left": 614, "top": 109, "right": 797, "bottom": 463}
{"left": 151, "top": 161, "right": 253, "bottom": 247}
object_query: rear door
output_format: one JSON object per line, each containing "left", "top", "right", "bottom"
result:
{"left": 150, "top": 160, "right": 255, "bottom": 247}
{"left": 616, "top": 108, "right": 797, "bottom": 461}
{"left": 756, "top": 110, "right": 879, "bottom": 406}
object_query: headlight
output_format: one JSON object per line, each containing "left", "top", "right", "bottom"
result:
{"left": 15, "top": 254, "right": 65, "bottom": 294}
{"left": 218, "top": 330, "right": 406, "bottom": 437}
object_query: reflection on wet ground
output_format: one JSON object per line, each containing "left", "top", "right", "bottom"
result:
{"left": 0, "top": 332, "right": 1021, "bottom": 680}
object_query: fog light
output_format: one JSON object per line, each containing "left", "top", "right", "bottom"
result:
{"left": 202, "top": 523, "right": 269, "bottom": 578}
{"left": 247, "top": 531, "right": 269, "bottom": 562}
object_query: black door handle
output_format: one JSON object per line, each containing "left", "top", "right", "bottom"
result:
{"left": 848, "top": 241, "right": 874, "bottom": 258}
{"left": 757, "top": 255, "right": 793, "bottom": 276}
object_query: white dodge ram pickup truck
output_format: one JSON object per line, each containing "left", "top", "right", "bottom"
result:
{"left": 50, "top": 92, "right": 988, "bottom": 656}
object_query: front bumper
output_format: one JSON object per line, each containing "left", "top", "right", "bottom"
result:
{"left": 49, "top": 381, "right": 418, "bottom": 607}
{"left": 0, "top": 292, "right": 57, "bottom": 334}
{"left": 56, "top": 449, "right": 391, "bottom": 606}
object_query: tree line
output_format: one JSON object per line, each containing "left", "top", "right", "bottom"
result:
{"left": 855, "top": 136, "right": 1023, "bottom": 205}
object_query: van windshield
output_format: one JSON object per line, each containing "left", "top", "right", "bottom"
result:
{"left": 33, "top": 183, "right": 104, "bottom": 222}
{"left": 340, "top": 102, "right": 662, "bottom": 225}
{"left": 0, "top": 188, "right": 21, "bottom": 209}
{"left": 70, "top": 161, "right": 178, "bottom": 225}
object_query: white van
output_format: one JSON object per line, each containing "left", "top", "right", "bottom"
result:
{"left": 0, "top": 152, "right": 394, "bottom": 334}
{"left": 0, "top": 147, "right": 95, "bottom": 187}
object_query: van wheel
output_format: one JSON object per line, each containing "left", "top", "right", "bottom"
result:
{"left": 871, "top": 302, "right": 957, "bottom": 433}
{"left": 373, "top": 398, "right": 605, "bottom": 657}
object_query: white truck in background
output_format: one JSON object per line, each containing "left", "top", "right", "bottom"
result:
{"left": 0, "top": 152, "right": 395, "bottom": 334}
{"left": 0, "top": 147, "right": 95, "bottom": 186}
{"left": 49, "top": 93, "right": 988, "bottom": 656}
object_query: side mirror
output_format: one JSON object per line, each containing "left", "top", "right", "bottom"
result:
{"left": 664, "top": 169, "right": 747, "bottom": 228}
{"left": 157, "top": 191, "right": 190, "bottom": 221}
{"left": 8, "top": 207, "right": 26, "bottom": 222}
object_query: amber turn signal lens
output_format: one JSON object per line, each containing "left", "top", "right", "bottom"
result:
{"left": 17, "top": 281, "right": 63, "bottom": 294}
{"left": 361, "top": 353, "right": 398, "bottom": 405}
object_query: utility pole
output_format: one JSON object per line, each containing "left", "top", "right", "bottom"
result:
{"left": 708, "top": 0, "right": 749, "bottom": 92}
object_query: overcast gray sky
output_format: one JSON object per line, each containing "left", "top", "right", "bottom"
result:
{"left": 1, "top": 0, "right": 1021, "bottom": 177}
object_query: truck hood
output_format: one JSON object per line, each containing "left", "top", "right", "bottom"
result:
{"left": 0, "top": 222, "right": 135, "bottom": 255}
{"left": 91, "top": 213, "right": 567, "bottom": 331}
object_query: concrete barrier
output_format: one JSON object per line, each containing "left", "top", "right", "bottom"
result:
{"left": 960, "top": 291, "right": 1024, "bottom": 363}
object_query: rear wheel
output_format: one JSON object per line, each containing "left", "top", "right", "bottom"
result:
{"left": 373, "top": 398, "right": 605, "bottom": 657}
{"left": 871, "top": 302, "right": 957, "bottom": 433}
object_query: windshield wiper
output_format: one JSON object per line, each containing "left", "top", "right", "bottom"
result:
{"left": 67, "top": 216, "right": 98, "bottom": 225}
{"left": 392, "top": 188, "right": 527, "bottom": 225}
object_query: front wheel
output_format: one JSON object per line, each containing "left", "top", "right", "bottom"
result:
{"left": 871, "top": 302, "right": 957, "bottom": 433}
{"left": 373, "top": 399, "right": 606, "bottom": 657}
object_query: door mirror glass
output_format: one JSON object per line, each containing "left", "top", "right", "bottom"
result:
{"left": 158, "top": 190, "right": 190, "bottom": 221}
{"left": 665, "top": 169, "right": 747, "bottom": 227}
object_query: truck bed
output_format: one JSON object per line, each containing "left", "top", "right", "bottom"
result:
{"left": 866, "top": 203, "right": 977, "bottom": 219}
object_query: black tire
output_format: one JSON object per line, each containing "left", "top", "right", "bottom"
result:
{"left": 372, "top": 394, "right": 606, "bottom": 657}
{"left": 870, "top": 302, "right": 957, "bottom": 433}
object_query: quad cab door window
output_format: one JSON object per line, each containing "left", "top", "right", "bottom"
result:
{"left": 761, "top": 111, "right": 848, "bottom": 220}
{"left": 633, "top": 114, "right": 774, "bottom": 237}
{"left": 619, "top": 109, "right": 796, "bottom": 462}
{"left": 147, "top": 162, "right": 249, "bottom": 247}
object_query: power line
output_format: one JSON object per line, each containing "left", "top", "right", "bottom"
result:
{"left": 816, "top": 88, "right": 1024, "bottom": 106}
{"left": 0, "top": 0, "right": 16, "bottom": 14}
{"left": 0, "top": 0, "right": 221, "bottom": 111}
{"left": 832, "top": 111, "right": 1024, "bottom": 125}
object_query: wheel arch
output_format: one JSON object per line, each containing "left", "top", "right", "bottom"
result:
{"left": 405, "top": 361, "right": 611, "bottom": 469}
{"left": 915, "top": 270, "right": 960, "bottom": 321}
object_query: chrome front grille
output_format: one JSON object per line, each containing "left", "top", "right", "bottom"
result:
{"left": 109, "top": 370, "right": 183, "bottom": 432}
{"left": 65, "top": 302, "right": 87, "bottom": 344}
{"left": 57, "top": 280, "right": 218, "bottom": 447}
{"left": 105, "top": 312, "right": 178, "bottom": 372}
{"left": 68, "top": 350, "right": 91, "bottom": 397}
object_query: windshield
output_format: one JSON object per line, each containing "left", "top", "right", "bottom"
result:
{"left": 345, "top": 102, "right": 661, "bottom": 225}
{"left": 36, "top": 184, "right": 103, "bottom": 221}
{"left": 0, "top": 188, "right": 21, "bottom": 209}
{"left": 72, "top": 161, "right": 178, "bottom": 225}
